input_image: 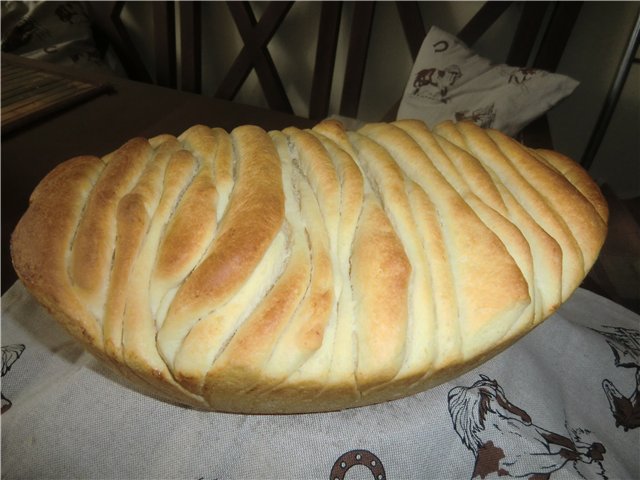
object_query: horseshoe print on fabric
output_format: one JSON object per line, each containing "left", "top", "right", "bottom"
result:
{"left": 433, "top": 40, "right": 449, "bottom": 52}
{"left": 330, "top": 449, "right": 386, "bottom": 480}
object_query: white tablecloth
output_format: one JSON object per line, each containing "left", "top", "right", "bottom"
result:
{"left": 2, "top": 281, "right": 638, "bottom": 479}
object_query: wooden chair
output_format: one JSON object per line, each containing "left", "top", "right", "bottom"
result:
{"left": 87, "top": 1, "right": 197, "bottom": 91}
{"left": 386, "top": 1, "right": 583, "bottom": 148}
{"left": 87, "top": 1, "right": 583, "bottom": 148}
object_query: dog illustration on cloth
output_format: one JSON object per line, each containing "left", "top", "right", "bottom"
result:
{"left": 507, "top": 67, "right": 540, "bottom": 85}
{"left": 448, "top": 375, "right": 606, "bottom": 479}
{"left": 411, "top": 65, "right": 462, "bottom": 102}
{"left": 591, "top": 325, "right": 640, "bottom": 431}
{"left": 455, "top": 103, "right": 496, "bottom": 129}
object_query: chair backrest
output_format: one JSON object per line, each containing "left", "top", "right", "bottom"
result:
{"left": 87, "top": 2, "right": 152, "bottom": 84}
{"left": 87, "top": 1, "right": 583, "bottom": 126}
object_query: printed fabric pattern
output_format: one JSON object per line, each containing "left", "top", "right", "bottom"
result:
{"left": 397, "top": 26, "right": 579, "bottom": 137}
{"left": 1, "top": 282, "right": 638, "bottom": 479}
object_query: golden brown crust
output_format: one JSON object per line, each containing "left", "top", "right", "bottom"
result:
{"left": 531, "top": 148, "right": 609, "bottom": 226}
{"left": 351, "top": 196, "right": 410, "bottom": 390}
{"left": 11, "top": 120, "right": 607, "bottom": 413}
{"left": 357, "top": 122, "right": 531, "bottom": 362}
{"left": 103, "top": 137, "right": 182, "bottom": 366}
{"left": 71, "top": 139, "right": 151, "bottom": 321}
{"left": 12, "top": 156, "right": 105, "bottom": 347}
{"left": 434, "top": 121, "right": 586, "bottom": 301}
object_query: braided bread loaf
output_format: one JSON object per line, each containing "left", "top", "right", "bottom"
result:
{"left": 11, "top": 119, "right": 607, "bottom": 413}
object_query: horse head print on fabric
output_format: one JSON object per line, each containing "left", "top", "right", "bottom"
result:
{"left": 2, "top": 344, "right": 25, "bottom": 413}
{"left": 591, "top": 325, "right": 640, "bottom": 431}
{"left": 448, "top": 375, "right": 607, "bottom": 479}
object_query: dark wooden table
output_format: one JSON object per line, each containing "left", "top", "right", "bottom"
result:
{"left": 1, "top": 53, "right": 315, "bottom": 293}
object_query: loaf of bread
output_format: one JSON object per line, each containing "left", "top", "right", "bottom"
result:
{"left": 11, "top": 119, "right": 607, "bottom": 413}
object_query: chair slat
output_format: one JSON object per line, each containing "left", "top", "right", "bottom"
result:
{"left": 533, "top": 2, "right": 583, "bottom": 71}
{"left": 86, "top": 1, "right": 152, "bottom": 83}
{"left": 180, "top": 1, "right": 202, "bottom": 93}
{"left": 309, "top": 2, "right": 343, "bottom": 119}
{"left": 340, "top": 1, "right": 376, "bottom": 118}
{"left": 216, "top": 1, "right": 293, "bottom": 113}
{"left": 507, "top": 2, "right": 549, "bottom": 66}
{"left": 153, "top": 2, "right": 177, "bottom": 89}
{"left": 457, "top": 1, "right": 513, "bottom": 46}
{"left": 396, "top": 1, "right": 427, "bottom": 61}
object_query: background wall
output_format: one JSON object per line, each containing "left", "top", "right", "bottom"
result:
{"left": 120, "top": 1, "right": 640, "bottom": 198}
{"left": 549, "top": 1, "right": 639, "bottom": 199}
